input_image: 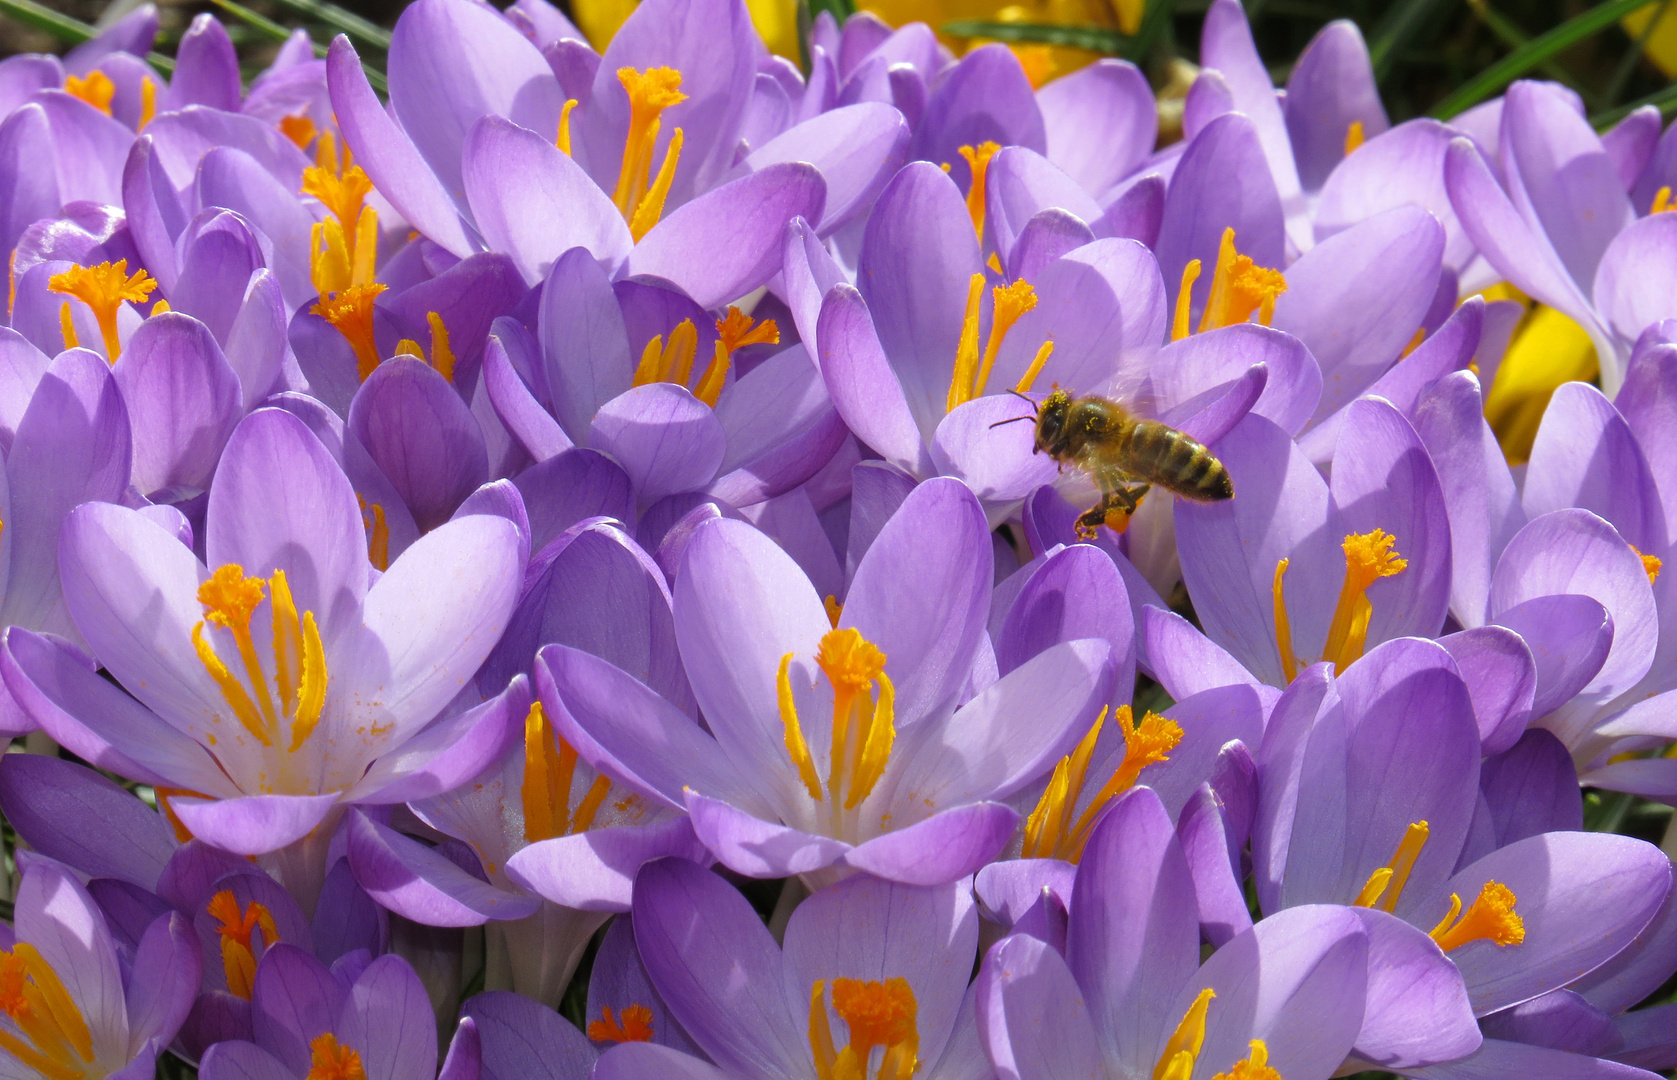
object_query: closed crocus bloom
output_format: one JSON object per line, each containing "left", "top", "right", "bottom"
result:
{"left": 593, "top": 858, "right": 988, "bottom": 1080}
{"left": 545, "top": 477, "right": 1112, "bottom": 888}
{"left": 0, "top": 861, "right": 201, "bottom": 1080}
{"left": 0, "top": 407, "right": 523, "bottom": 907}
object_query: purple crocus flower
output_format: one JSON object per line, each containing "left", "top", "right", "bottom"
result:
{"left": 0, "top": 860, "right": 200, "bottom": 1080}
{"left": 593, "top": 857, "right": 989, "bottom": 1080}
{"left": 544, "top": 477, "right": 1112, "bottom": 887}
{"left": 324, "top": 0, "right": 904, "bottom": 307}
{"left": 197, "top": 945, "right": 479, "bottom": 1080}
{"left": 1444, "top": 80, "right": 1677, "bottom": 393}
{"left": 1, "top": 407, "right": 522, "bottom": 902}
{"left": 460, "top": 989, "right": 596, "bottom": 1080}
{"left": 1253, "top": 639, "right": 1674, "bottom": 1025}
{"left": 977, "top": 785, "right": 1464, "bottom": 1080}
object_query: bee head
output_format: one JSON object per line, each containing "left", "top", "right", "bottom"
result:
{"left": 1034, "top": 390, "right": 1072, "bottom": 454}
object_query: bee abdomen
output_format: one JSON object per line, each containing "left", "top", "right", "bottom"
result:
{"left": 1126, "top": 422, "right": 1234, "bottom": 502}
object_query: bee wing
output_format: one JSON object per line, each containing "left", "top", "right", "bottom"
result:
{"left": 1086, "top": 361, "right": 1155, "bottom": 421}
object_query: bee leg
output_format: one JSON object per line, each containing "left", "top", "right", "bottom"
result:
{"left": 1098, "top": 482, "right": 1153, "bottom": 536}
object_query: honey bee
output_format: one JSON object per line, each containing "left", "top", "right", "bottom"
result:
{"left": 994, "top": 389, "right": 1234, "bottom": 538}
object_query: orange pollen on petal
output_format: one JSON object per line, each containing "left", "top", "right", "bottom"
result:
{"left": 305, "top": 1033, "right": 367, "bottom": 1080}
{"left": 1197, "top": 228, "right": 1286, "bottom": 333}
{"left": 49, "top": 259, "right": 156, "bottom": 361}
{"left": 1630, "top": 544, "right": 1661, "bottom": 584}
{"left": 1429, "top": 881, "right": 1525, "bottom": 952}
{"left": 957, "top": 141, "right": 1001, "bottom": 240}
{"left": 281, "top": 114, "right": 318, "bottom": 150}
{"left": 588, "top": 1004, "right": 655, "bottom": 1043}
{"left": 312, "top": 283, "right": 388, "bottom": 382}
{"left": 64, "top": 71, "right": 115, "bottom": 114}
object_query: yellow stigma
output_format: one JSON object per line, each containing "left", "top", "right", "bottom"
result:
{"left": 311, "top": 283, "right": 388, "bottom": 383}
{"left": 778, "top": 628, "right": 898, "bottom": 831}
{"left": 1343, "top": 120, "right": 1365, "bottom": 156}
{"left": 64, "top": 71, "right": 115, "bottom": 115}
{"left": 0, "top": 943, "right": 95, "bottom": 1080}
{"left": 305, "top": 1033, "right": 367, "bottom": 1080}
{"left": 1197, "top": 228, "right": 1286, "bottom": 334}
{"left": 1212, "top": 1040, "right": 1283, "bottom": 1080}
{"left": 1322, "top": 529, "right": 1408, "bottom": 673}
{"left": 1154, "top": 988, "right": 1214, "bottom": 1080}
{"left": 810, "top": 978, "right": 918, "bottom": 1080}
{"left": 1429, "top": 881, "right": 1526, "bottom": 952}
{"left": 1022, "top": 705, "right": 1183, "bottom": 862}
{"left": 281, "top": 114, "right": 318, "bottom": 150}
{"left": 207, "top": 890, "right": 281, "bottom": 1000}
{"left": 947, "top": 276, "right": 1038, "bottom": 412}
{"left": 49, "top": 260, "right": 157, "bottom": 362}
{"left": 694, "top": 306, "right": 780, "bottom": 407}
{"left": 957, "top": 141, "right": 1001, "bottom": 240}
{"left": 191, "top": 565, "right": 328, "bottom": 759}
{"left": 393, "top": 311, "right": 455, "bottom": 383}
{"left": 1653, "top": 186, "right": 1674, "bottom": 215}
{"left": 589, "top": 1004, "right": 654, "bottom": 1043}
{"left": 1630, "top": 545, "right": 1661, "bottom": 584}
{"left": 522, "top": 701, "right": 612, "bottom": 843}
{"left": 613, "top": 67, "right": 687, "bottom": 239}
{"left": 1352, "top": 821, "right": 1429, "bottom": 912}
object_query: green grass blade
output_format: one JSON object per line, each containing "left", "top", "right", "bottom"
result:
{"left": 941, "top": 19, "right": 1128, "bottom": 54}
{"left": 265, "top": 0, "right": 392, "bottom": 51}
{"left": 1431, "top": 0, "right": 1658, "bottom": 119}
{"left": 1126, "top": 0, "right": 1179, "bottom": 61}
{"left": 1465, "top": 0, "right": 1592, "bottom": 100}
{"left": 0, "top": 0, "right": 175, "bottom": 72}
{"left": 1592, "top": 79, "right": 1677, "bottom": 127}
{"left": 210, "top": 0, "right": 388, "bottom": 93}
{"left": 1368, "top": 0, "right": 1447, "bottom": 80}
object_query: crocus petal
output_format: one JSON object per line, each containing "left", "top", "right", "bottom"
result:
{"left": 1429, "top": 831, "right": 1671, "bottom": 1015}
{"left": 112, "top": 312, "right": 242, "bottom": 498}
{"left": 1149, "top": 323, "right": 1321, "bottom": 437}
{"left": 1406, "top": 1037, "right": 1666, "bottom": 1080}
{"left": 1284, "top": 19, "right": 1387, "bottom": 191}
{"left": 587, "top": 383, "right": 726, "bottom": 504}
{"left": 485, "top": 332, "right": 572, "bottom": 463}
{"left": 910, "top": 43, "right": 1046, "bottom": 184}
{"left": 1317, "top": 118, "right": 1472, "bottom": 270}
{"left": 1594, "top": 212, "right": 1677, "bottom": 351}
{"left": 627, "top": 164, "right": 826, "bottom": 310}
{"left": 1491, "top": 593, "right": 1613, "bottom": 720}
{"left": 738, "top": 103, "right": 909, "bottom": 232}
{"left": 462, "top": 115, "right": 631, "bottom": 285}
{"left": 1348, "top": 907, "right": 1481, "bottom": 1069}
{"left": 1037, "top": 58, "right": 1155, "bottom": 198}
{"left": 505, "top": 816, "right": 708, "bottom": 912}
{"left": 817, "top": 283, "right": 934, "bottom": 476}
{"left": 984, "top": 146, "right": 1104, "bottom": 264}
{"left": 346, "top": 810, "right": 540, "bottom": 926}
{"left": 1523, "top": 381, "right": 1664, "bottom": 553}
{"left": 708, "top": 346, "right": 849, "bottom": 508}
{"left": 631, "top": 856, "right": 806, "bottom": 1078}
{"left": 999, "top": 543, "right": 1136, "bottom": 688}
{"left": 1199, "top": 0, "right": 1301, "bottom": 205}
{"left": 1439, "top": 626, "right": 1537, "bottom": 755}
{"left": 340, "top": 955, "right": 440, "bottom": 1080}
{"left": 15, "top": 864, "right": 129, "bottom": 1057}
{"left": 126, "top": 912, "right": 202, "bottom": 1055}
{"left": 326, "top": 36, "right": 477, "bottom": 259}
{"left": 593, "top": 1042, "right": 729, "bottom": 1080}
{"left": 0, "top": 753, "right": 175, "bottom": 890}
{"left": 839, "top": 802, "right": 1020, "bottom": 886}
{"left": 976, "top": 932, "right": 1106, "bottom": 1080}
{"left": 684, "top": 789, "right": 852, "bottom": 878}
{"left": 171, "top": 792, "right": 341, "bottom": 856}
{"left": 464, "top": 990, "right": 597, "bottom": 1080}
{"left": 349, "top": 357, "right": 490, "bottom": 532}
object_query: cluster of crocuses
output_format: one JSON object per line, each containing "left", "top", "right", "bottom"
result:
{"left": 0, "top": 0, "right": 1675, "bottom": 1076}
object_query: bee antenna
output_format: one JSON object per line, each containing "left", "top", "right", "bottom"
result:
{"left": 1006, "top": 388, "right": 1035, "bottom": 404}
{"left": 989, "top": 415, "right": 1035, "bottom": 429}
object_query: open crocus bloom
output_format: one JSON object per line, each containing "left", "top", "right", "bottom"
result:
{"left": 0, "top": 861, "right": 200, "bottom": 1080}
{"left": 593, "top": 857, "right": 989, "bottom": 1080}
{"left": 545, "top": 477, "right": 1113, "bottom": 887}
{"left": 0, "top": 407, "right": 522, "bottom": 899}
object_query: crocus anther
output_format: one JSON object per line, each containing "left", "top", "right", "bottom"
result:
{"left": 522, "top": 700, "right": 612, "bottom": 843}
{"left": 589, "top": 1004, "right": 654, "bottom": 1043}
{"left": 956, "top": 141, "right": 1001, "bottom": 240}
{"left": 778, "top": 628, "right": 898, "bottom": 836}
{"left": 947, "top": 277, "right": 1038, "bottom": 411}
{"left": 1352, "top": 821, "right": 1429, "bottom": 912}
{"left": 312, "top": 283, "right": 388, "bottom": 382}
{"left": 393, "top": 311, "right": 456, "bottom": 382}
{"left": 1273, "top": 528, "right": 1408, "bottom": 680}
{"left": 809, "top": 977, "right": 918, "bottom": 1080}
{"left": 49, "top": 260, "right": 157, "bottom": 362}
{"left": 0, "top": 943, "right": 95, "bottom": 1080}
{"left": 1630, "top": 545, "right": 1661, "bottom": 584}
{"left": 207, "top": 890, "right": 280, "bottom": 1000}
{"left": 693, "top": 306, "right": 779, "bottom": 406}
{"left": 305, "top": 1034, "right": 367, "bottom": 1080}
{"left": 1343, "top": 120, "right": 1365, "bottom": 156}
{"left": 1154, "top": 987, "right": 1214, "bottom": 1080}
{"left": 63, "top": 71, "right": 115, "bottom": 115}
